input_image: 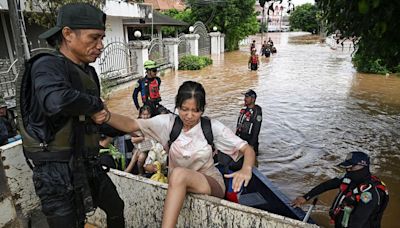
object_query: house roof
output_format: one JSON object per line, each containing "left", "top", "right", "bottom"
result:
{"left": 144, "top": 0, "right": 185, "bottom": 11}
{"left": 122, "top": 11, "right": 188, "bottom": 26}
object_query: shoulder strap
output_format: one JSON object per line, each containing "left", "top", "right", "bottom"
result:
{"left": 200, "top": 116, "right": 213, "bottom": 146}
{"left": 141, "top": 77, "right": 149, "bottom": 97}
{"left": 168, "top": 115, "right": 183, "bottom": 148}
{"left": 168, "top": 115, "right": 214, "bottom": 148}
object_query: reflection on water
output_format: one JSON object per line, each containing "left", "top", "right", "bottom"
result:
{"left": 108, "top": 32, "right": 400, "bottom": 228}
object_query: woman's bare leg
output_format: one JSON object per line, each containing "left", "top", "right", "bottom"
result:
{"left": 161, "top": 167, "right": 212, "bottom": 228}
{"left": 137, "top": 152, "right": 147, "bottom": 175}
{"left": 124, "top": 150, "right": 139, "bottom": 173}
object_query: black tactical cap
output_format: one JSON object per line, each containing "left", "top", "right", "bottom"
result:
{"left": 242, "top": 89, "right": 257, "bottom": 99}
{"left": 39, "top": 3, "right": 106, "bottom": 39}
{"left": 338, "top": 151, "right": 370, "bottom": 168}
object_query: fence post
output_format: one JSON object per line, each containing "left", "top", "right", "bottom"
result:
{"left": 209, "top": 32, "right": 221, "bottom": 55}
{"left": 129, "top": 40, "right": 150, "bottom": 77}
{"left": 184, "top": 34, "right": 200, "bottom": 56}
{"left": 163, "top": 38, "right": 179, "bottom": 70}
{"left": 220, "top": 34, "right": 225, "bottom": 53}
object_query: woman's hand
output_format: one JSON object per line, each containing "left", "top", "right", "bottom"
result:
{"left": 224, "top": 166, "right": 252, "bottom": 193}
{"left": 291, "top": 196, "right": 307, "bottom": 208}
{"left": 91, "top": 109, "right": 108, "bottom": 124}
{"left": 131, "top": 136, "right": 144, "bottom": 144}
{"left": 144, "top": 164, "right": 158, "bottom": 173}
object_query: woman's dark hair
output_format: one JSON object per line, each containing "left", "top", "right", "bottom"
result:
{"left": 175, "top": 81, "right": 206, "bottom": 112}
{"left": 138, "top": 105, "right": 151, "bottom": 118}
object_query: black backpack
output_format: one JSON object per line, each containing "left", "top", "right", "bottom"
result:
{"left": 168, "top": 115, "right": 244, "bottom": 173}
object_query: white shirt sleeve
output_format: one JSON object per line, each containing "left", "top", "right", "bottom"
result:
{"left": 211, "top": 119, "right": 247, "bottom": 161}
{"left": 136, "top": 113, "right": 175, "bottom": 148}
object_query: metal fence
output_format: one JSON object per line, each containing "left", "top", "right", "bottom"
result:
{"left": 148, "top": 38, "right": 169, "bottom": 66}
{"left": 193, "top": 21, "right": 210, "bottom": 56}
{"left": 178, "top": 33, "right": 191, "bottom": 59}
{"left": 98, "top": 40, "right": 139, "bottom": 86}
{"left": 0, "top": 59, "right": 18, "bottom": 100}
{"left": 0, "top": 41, "right": 52, "bottom": 102}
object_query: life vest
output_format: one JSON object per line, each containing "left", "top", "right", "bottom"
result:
{"left": 140, "top": 77, "right": 161, "bottom": 104}
{"left": 250, "top": 55, "right": 258, "bottom": 64}
{"left": 236, "top": 107, "right": 259, "bottom": 137}
{"left": 329, "top": 176, "right": 389, "bottom": 225}
{"left": 16, "top": 51, "right": 101, "bottom": 161}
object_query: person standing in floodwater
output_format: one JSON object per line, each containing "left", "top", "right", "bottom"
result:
{"left": 292, "top": 151, "right": 389, "bottom": 228}
{"left": 248, "top": 48, "right": 260, "bottom": 71}
{"left": 250, "top": 40, "right": 256, "bottom": 53}
{"left": 132, "top": 60, "right": 169, "bottom": 117}
{"left": 236, "top": 89, "right": 262, "bottom": 156}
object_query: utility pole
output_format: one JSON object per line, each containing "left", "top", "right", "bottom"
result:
{"left": 261, "top": 5, "right": 265, "bottom": 45}
{"left": 7, "top": 0, "right": 30, "bottom": 62}
{"left": 259, "top": 0, "right": 266, "bottom": 46}
{"left": 7, "top": 0, "right": 25, "bottom": 63}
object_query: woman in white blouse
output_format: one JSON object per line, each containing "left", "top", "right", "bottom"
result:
{"left": 93, "top": 81, "right": 256, "bottom": 228}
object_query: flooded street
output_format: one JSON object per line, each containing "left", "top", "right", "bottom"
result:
{"left": 108, "top": 32, "right": 400, "bottom": 227}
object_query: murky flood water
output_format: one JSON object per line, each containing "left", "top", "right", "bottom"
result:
{"left": 108, "top": 32, "right": 399, "bottom": 227}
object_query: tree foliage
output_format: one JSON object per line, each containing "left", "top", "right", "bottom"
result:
{"left": 317, "top": 0, "right": 400, "bottom": 74}
{"left": 289, "top": 3, "right": 319, "bottom": 33}
{"left": 161, "top": 8, "right": 195, "bottom": 37}
{"left": 24, "top": 0, "right": 105, "bottom": 28}
{"left": 186, "top": 0, "right": 259, "bottom": 51}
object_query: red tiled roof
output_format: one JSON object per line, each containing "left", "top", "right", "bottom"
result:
{"left": 144, "top": 0, "right": 185, "bottom": 11}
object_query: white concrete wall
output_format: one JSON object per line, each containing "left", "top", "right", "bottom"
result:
{"left": 105, "top": 16, "right": 125, "bottom": 42}
{"left": 103, "top": 0, "right": 140, "bottom": 17}
{"left": 0, "top": 141, "right": 41, "bottom": 216}
{"left": 87, "top": 170, "right": 318, "bottom": 228}
{"left": 0, "top": 196, "right": 17, "bottom": 227}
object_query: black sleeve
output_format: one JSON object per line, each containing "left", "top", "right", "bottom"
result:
{"left": 348, "top": 188, "right": 379, "bottom": 228}
{"left": 249, "top": 106, "right": 262, "bottom": 146}
{"left": 98, "top": 124, "right": 126, "bottom": 137}
{"left": 132, "top": 80, "right": 141, "bottom": 110}
{"left": 157, "top": 77, "right": 161, "bottom": 87}
{"left": 31, "top": 56, "right": 103, "bottom": 116}
{"left": 303, "top": 178, "right": 342, "bottom": 200}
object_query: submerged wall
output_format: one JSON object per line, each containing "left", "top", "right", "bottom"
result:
{"left": 1, "top": 141, "right": 317, "bottom": 228}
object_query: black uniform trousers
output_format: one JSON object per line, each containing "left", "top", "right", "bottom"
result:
{"left": 32, "top": 161, "right": 125, "bottom": 228}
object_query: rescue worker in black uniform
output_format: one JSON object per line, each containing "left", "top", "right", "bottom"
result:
{"left": 17, "top": 3, "right": 124, "bottom": 228}
{"left": 292, "top": 151, "right": 389, "bottom": 228}
{"left": 236, "top": 89, "right": 262, "bottom": 156}
{"left": 132, "top": 60, "right": 168, "bottom": 116}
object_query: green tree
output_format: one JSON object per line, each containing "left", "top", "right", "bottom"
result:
{"left": 289, "top": 3, "right": 319, "bottom": 33}
{"left": 25, "top": 0, "right": 105, "bottom": 28}
{"left": 186, "top": 0, "right": 259, "bottom": 51}
{"left": 161, "top": 8, "right": 195, "bottom": 37}
{"left": 317, "top": 0, "right": 400, "bottom": 74}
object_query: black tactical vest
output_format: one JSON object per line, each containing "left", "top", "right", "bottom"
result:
{"left": 16, "top": 51, "right": 100, "bottom": 161}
